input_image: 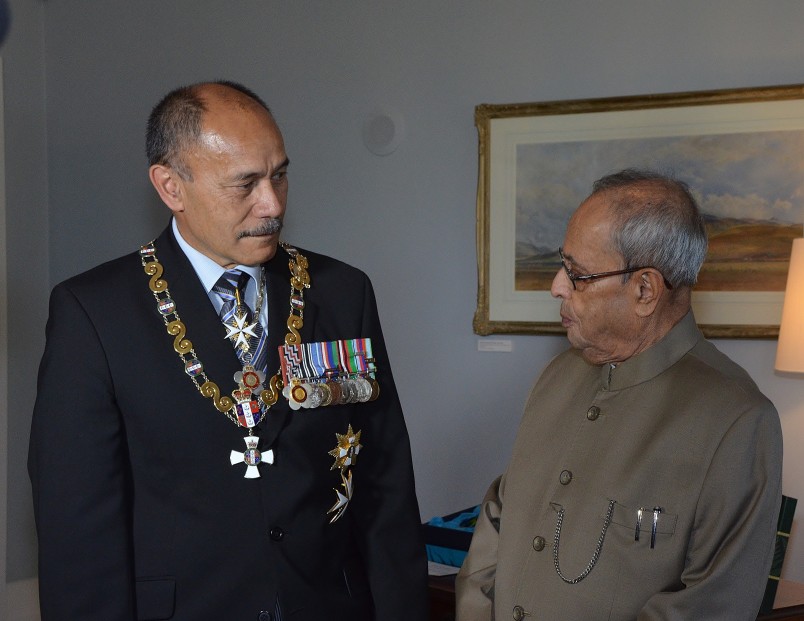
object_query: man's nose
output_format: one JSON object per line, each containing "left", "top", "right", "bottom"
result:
{"left": 550, "top": 267, "right": 571, "bottom": 299}
{"left": 252, "top": 180, "right": 285, "bottom": 217}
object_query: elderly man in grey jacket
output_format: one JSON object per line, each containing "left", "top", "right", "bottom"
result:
{"left": 457, "top": 169, "right": 783, "bottom": 621}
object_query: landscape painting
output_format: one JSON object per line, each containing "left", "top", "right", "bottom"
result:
{"left": 515, "top": 130, "right": 804, "bottom": 293}
{"left": 474, "top": 85, "right": 804, "bottom": 338}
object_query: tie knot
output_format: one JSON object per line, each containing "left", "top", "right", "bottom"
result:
{"left": 214, "top": 269, "right": 250, "bottom": 298}
{"left": 226, "top": 269, "right": 250, "bottom": 293}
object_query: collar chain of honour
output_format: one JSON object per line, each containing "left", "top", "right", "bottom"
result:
{"left": 139, "top": 240, "right": 310, "bottom": 432}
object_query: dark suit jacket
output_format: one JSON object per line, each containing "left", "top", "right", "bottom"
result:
{"left": 28, "top": 226, "right": 428, "bottom": 621}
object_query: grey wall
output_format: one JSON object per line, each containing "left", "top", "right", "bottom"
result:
{"left": 6, "top": 0, "right": 804, "bottom": 586}
{"left": 4, "top": 0, "right": 48, "bottom": 585}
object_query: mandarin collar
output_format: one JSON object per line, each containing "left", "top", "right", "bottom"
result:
{"left": 599, "top": 311, "right": 703, "bottom": 391}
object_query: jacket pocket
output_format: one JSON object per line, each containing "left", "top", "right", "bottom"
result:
{"left": 135, "top": 577, "right": 176, "bottom": 621}
{"left": 609, "top": 501, "right": 678, "bottom": 547}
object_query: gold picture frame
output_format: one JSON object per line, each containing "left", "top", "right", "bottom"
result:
{"left": 473, "top": 84, "right": 804, "bottom": 338}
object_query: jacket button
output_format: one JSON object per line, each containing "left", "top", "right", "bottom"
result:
{"left": 258, "top": 612, "right": 273, "bottom": 621}
{"left": 587, "top": 405, "right": 600, "bottom": 421}
{"left": 559, "top": 470, "right": 573, "bottom": 485}
{"left": 532, "top": 536, "right": 546, "bottom": 551}
{"left": 512, "top": 605, "right": 526, "bottom": 620}
{"left": 269, "top": 527, "right": 284, "bottom": 542}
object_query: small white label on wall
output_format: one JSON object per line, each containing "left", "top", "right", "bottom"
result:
{"left": 477, "top": 339, "right": 513, "bottom": 352}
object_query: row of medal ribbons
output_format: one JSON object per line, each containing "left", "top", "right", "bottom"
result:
{"left": 279, "top": 338, "right": 379, "bottom": 410}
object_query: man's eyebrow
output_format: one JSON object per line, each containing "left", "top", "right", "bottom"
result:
{"left": 230, "top": 158, "right": 290, "bottom": 183}
{"left": 229, "top": 171, "right": 261, "bottom": 184}
{"left": 563, "top": 250, "right": 591, "bottom": 273}
{"left": 268, "top": 157, "right": 290, "bottom": 175}
{"left": 265, "top": 157, "right": 290, "bottom": 177}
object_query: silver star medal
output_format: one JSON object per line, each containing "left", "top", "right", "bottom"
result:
{"left": 224, "top": 306, "right": 260, "bottom": 353}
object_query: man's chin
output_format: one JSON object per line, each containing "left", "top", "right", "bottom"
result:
{"left": 238, "top": 237, "right": 280, "bottom": 266}
{"left": 565, "top": 330, "right": 588, "bottom": 355}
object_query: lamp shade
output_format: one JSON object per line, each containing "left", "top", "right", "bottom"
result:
{"left": 775, "top": 238, "right": 804, "bottom": 372}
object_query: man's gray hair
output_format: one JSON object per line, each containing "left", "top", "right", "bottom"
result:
{"left": 591, "top": 169, "right": 708, "bottom": 288}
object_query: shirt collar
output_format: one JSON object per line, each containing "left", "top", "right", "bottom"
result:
{"left": 171, "top": 218, "right": 262, "bottom": 293}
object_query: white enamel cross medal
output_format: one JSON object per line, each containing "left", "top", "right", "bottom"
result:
{"left": 224, "top": 304, "right": 260, "bottom": 353}
{"left": 230, "top": 436, "right": 274, "bottom": 478}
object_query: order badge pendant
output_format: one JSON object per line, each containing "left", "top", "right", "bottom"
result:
{"left": 230, "top": 436, "right": 274, "bottom": 478}
{"left": 232, "top": 366, "right": 267, "bottom": 428}
{"left": 224, "top": 306, "right": 260, "bottom": 352}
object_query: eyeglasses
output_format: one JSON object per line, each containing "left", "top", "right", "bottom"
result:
{"left": 558, "top": 248, "right": 673, "bottom": 290}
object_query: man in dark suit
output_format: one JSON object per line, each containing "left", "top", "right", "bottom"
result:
{"left": 28, "top": 81, "right": 428, "bottom": 621}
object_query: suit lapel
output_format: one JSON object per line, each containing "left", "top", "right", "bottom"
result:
{"left": 264, "top": 244, "right": 319, "bottom": 343}
{"left": 259, "top": 244, "right": 319, "bottom": 448}
{"left": 264, "top": 250, "right": 289, "bottom": 379}
{"left": 260, "top": 246, "right": 299, "bottom": 449}
{"left": 156, "top": 228, "right": 244, "bottom": 388}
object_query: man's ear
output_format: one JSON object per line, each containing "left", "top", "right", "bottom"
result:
{"left": 634, "top": 269, "right": 664, "bottom": 317}
{"left": 149, "top": 164, "right": 184, "bottom": 214}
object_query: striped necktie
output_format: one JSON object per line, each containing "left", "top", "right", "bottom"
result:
{"left": 212, "top": 269, "right": 268, "bottom": 373}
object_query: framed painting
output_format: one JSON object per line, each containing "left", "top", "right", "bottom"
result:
{"left": 473, "top": 84, "right": 804, "bottom": 338}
